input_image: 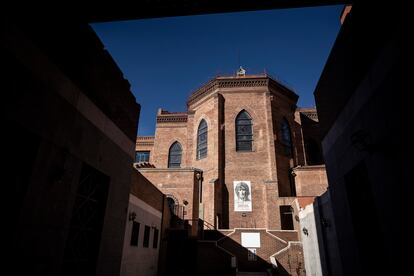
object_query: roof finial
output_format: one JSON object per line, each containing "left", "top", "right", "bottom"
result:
{"left": 237, "top": 66, "right": 246, "bottom": 77}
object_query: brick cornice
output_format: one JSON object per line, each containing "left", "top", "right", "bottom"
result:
{"left": 136, "top": 136, "right": 155, "bottom": 146}
{"left": 299, "top": 110, "right": 319, "bottom": 122}
{"left": 156, "top": 113, "right": 188, "bottom": 123}
{"left": 136, "top": 142, "right": 154, "bottom": 146}
{"left": 187, "top": 74, "right": 298, "bottom": 107}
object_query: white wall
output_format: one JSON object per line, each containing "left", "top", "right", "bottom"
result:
{"left": 299, "top": 204, "right": 323, "bottom": 276}
{"left": 120, "top": 194, "right": 162, "bottom": 276}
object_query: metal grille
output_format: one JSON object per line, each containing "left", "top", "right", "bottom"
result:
{"left": 62, "top": 163, "right": 109, "bottom": 275}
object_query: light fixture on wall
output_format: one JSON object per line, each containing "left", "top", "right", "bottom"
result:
{"left": 128, "top": 211, "right": 136, "bottom": 221}
{"left": 302, "top": 227, "right": 309, "bottom": 236}
{"left": 183, "top": 199, "right": 189, "bottom": 206}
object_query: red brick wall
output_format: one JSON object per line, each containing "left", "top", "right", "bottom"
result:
{"left": 217, "top": 229, "right": 301, "bottom": 273}
{"left": 153, "top": 123, "right": 188, "bottom": 168}
{"left": 293, "top": 165, "right": 328, "bottom": 197}
{"left": 137, "top": 168, "right": 201, "bottom": 223}
{"left": 274, "top": 242, "right": 306, "bottom": 276}
{"left": 130, "top": 169, "right": 164, "bottom": 212}
{"left": 189, "top": 95, "right": 220, "bottom": 227}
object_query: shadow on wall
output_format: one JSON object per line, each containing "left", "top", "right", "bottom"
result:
{"left": 222, "top": 182, "right": 230, "bottom": 229}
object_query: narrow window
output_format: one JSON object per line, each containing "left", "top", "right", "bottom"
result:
{"left": 135, "top": 151, "right": 150, "bottom": 162}
{"left": 281, "top": 118, "right": 292, "bottom": 156}
{"left": 168, "top": 142, "right": 182, "bottom": 168}
{"left": 236, "top": 110, "right": 253, "bottom": 151}
{"left": 248, "top": 248, "right": 257, "bottom": 261}
{"left": 197, "top": 119, "right": 208, "bottom": 159}
{"left": 280, "top": 205, "right": 294, "bottom": 230}
{"left": 153, "top": 228, "right": 159, "bottom": 249}
{"left": 130, "top": 221, "right": 140, "bottom": 246}
{"left": 143, "top": 225, "right": 150, "bottom": 248}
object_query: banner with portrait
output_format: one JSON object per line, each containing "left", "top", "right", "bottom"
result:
{"left": 234, "top": 181, "right": 252, "bottom": 212}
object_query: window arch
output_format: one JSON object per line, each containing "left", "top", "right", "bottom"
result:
{"left": 166, "top": 195, "right": 179, "bottom": 216}
{"left": 236, "top": 110, "right": 253, "bottom": 151}
{"left": 168, "top": 142, "right": 182, "bottom": 168}
{"left": 197, "top": 119, "right": 208, "bottom": 159}
{"left": 281, "top": 118, "right": 293, "bottom": 156}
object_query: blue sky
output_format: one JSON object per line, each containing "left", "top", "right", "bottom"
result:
{"left": 91, "top": 5, "right": 343, "bottom": 136}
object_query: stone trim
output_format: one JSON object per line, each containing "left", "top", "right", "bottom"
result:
{"left": 292, "top": 165, "right": 326, "bottom": 171}
{"left": 271, "top": 241, "right": 303, "bottom": 257}
{"left": 300, "top": 111, "right": 319, "bottom": 121}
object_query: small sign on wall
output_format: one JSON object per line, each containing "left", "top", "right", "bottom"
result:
{"left": 234, "top": 181, "right": 252, "bottom": 212}
{"left": 241, "top": 232, "right": 260, "bottom": 248}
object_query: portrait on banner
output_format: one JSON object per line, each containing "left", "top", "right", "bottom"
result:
{"left": 234, "top": 181, "right": 252, "bottom": 212}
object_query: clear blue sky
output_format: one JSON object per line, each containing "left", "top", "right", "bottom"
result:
{"left": 91, "top": 5, "right": 343, "bottom": 136}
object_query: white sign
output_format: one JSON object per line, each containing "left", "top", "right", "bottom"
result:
{"left": 234, "top": 181, "right": 252, "bottom": 212}
{"left": 241, "top": 232, "right": 261, "bottom": 248}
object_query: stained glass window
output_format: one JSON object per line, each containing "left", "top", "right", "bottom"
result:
{"left": 168, "top": 142, "right": 182, "bottom": 168}
{"left": 281, "top": 118, "right": 292, "bottom": 156}
{"left": 236, "top": 110, "right": 253, "bottom": 151}
{"left": 197, "top": 120, "right": 208, "bottom": 159}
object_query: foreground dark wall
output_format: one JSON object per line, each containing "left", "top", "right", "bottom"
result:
{"left": 4, "top": 18, "right": 140, "bottom": 275}
{"left": 314, "top": 3, "right": 404, "bottom": 276}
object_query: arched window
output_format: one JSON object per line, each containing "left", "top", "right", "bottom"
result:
{"left": 197, "top": 119, "right": 208, "bottom": 159}
{"left": 236, "top": 110, "right": 253, "bottom": 151}
{"left": 166, "top": 195, "right": 179, "bottom": 217}
{"left": 281, "top": 118, "right": 293, "bottom": 156}
{"left": 168, "top": 142, "right": 182, "bottom": 168}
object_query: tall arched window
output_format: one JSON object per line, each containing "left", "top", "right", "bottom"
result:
{"left": 236, "top": 110, "right": 253, "bottom": 151}
{"left": 281, "top": 118, "right": 293, "bottom": 156}
{"left": 168, "top": 142, "right": 182, "bottom": 168}
{"left": 197, "top": 119, "right": 208, "bottom": 159}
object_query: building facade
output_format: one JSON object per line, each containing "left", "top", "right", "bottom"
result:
{"left": 136, "top": 72, "right": 328, "bottom": 273}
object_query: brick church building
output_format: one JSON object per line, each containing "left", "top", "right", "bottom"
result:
{"left": 135, "top": 69, "right": 328, "bottom": 274}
